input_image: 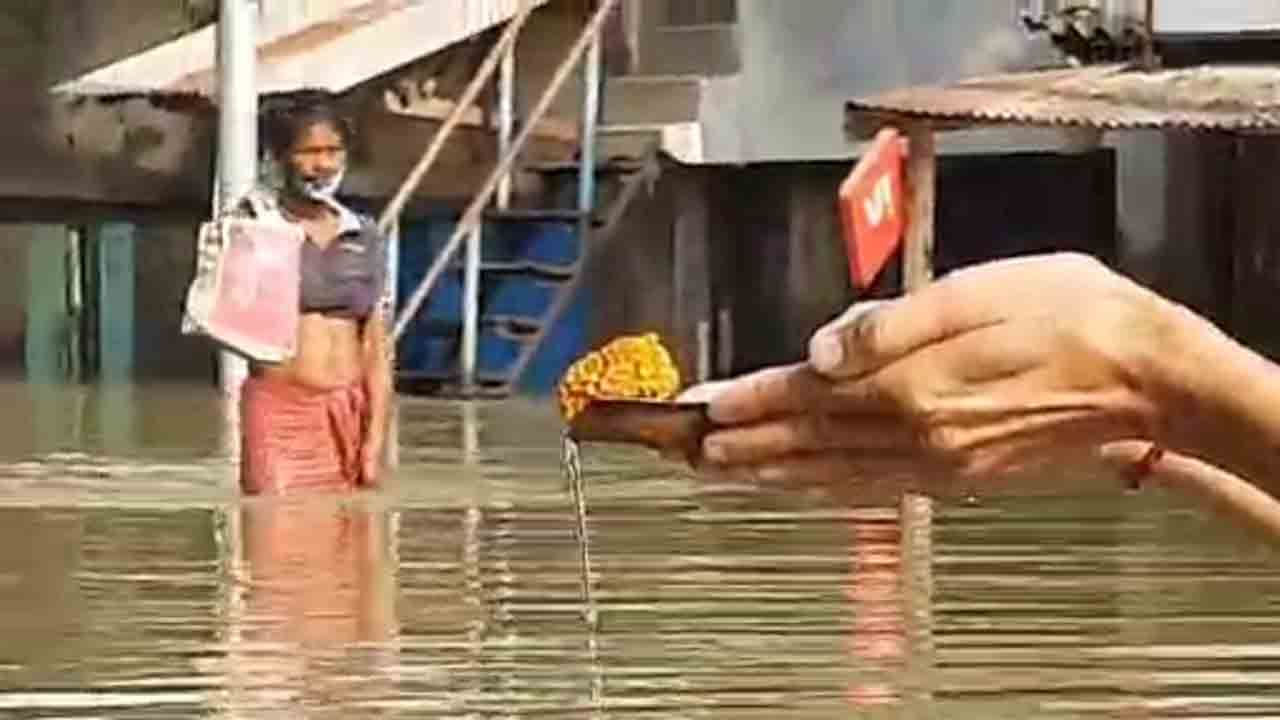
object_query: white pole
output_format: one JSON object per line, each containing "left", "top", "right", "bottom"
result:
{"left": 460, "top": 224, "right": 482, "bottom": 392}
{"left": 497, "top": 39, "right": 517, "bottom": 210}
{"left": 578, "top": 24, "right": 602, "bottom": 216}
{"left": 213, "top": 0, "right": 255, "bottom": 669}
{"left": 216, "top": 0, "right": 258, "bottom": 439}
{"left": 386, "top": 218, "right": 401, "bottom": 470}
{"left": 460, "top": 19, "right": 519, "bottom": 395}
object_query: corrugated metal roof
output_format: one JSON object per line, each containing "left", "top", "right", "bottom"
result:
{"left": 53, "top": 0, "right": 548, "bottom": 101}
{"left": 845, "top": 63, "right": 1280, "bottom": 139}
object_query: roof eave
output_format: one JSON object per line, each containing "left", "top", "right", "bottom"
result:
{"left": 843, "top": 62, "right": 1280, "bottom": 141}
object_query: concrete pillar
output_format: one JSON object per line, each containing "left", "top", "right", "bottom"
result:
{"left": 24, "top": 225, "right": 71, "bottom": 383}
{"left": 95, "top": 222, "right": 136, "bottom": 383}
{"left": 91, "top": 222, "right": 137, "bottom": 455}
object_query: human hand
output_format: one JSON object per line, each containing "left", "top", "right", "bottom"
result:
{"left": 1100, "top": 441, "right": 1280, "bottom": 542}
{"left": 683, "top": 253, "right": 1184, "bottom": 490}
{"left": 360, "top": 439, "right": 383, "bottom": 487}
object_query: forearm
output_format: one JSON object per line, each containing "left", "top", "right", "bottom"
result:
{"left": 1150, "top": 300, "right": 1280, "bottom": 496}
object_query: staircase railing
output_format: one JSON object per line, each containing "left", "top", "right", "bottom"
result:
{"left": 383, "top": 0, "right": 622, "bottom": 391}
{"left": 374, "top": 0, "right": 537, "bottom": 236}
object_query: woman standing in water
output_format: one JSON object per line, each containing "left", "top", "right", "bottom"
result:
{"left": 234, "top": 93, "right": 392, "bottom": 495}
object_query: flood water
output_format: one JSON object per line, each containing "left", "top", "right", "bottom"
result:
{"left": 2, "top": 382, "right": 1280, "bottom": 718}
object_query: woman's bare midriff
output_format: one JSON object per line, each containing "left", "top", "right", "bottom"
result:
{"left": 252, "top": 313, "right": 365, "bottom": 390}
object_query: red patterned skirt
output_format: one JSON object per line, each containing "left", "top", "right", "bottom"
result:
{"left": 240, "top": 375, "right": 368, "bottom": 495}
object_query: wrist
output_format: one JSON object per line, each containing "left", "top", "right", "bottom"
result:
{"left": 1135, "top": 294, "right": 1212, "bottom": 450}
{"left": 1138, "top": 293, "right": 1266, "bottom": 460}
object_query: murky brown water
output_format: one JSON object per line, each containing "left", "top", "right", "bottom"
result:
{"left": 2, "top": 382, "right": 1280, "bottom": 718}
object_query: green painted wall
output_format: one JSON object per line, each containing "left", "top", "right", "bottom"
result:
{"left": 95, "top": 223, "right": 136, "bottom": 382}
{"left": 23, "top": 226, "right": 70, "bottom": 383}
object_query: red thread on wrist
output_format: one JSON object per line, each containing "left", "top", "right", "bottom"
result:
{"left": 1127, "top": 444, "right": 1165, "bottom": 490}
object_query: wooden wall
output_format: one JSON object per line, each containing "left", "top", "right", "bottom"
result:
{"left": 708, "top": 150, "right": 1118, "bottom": 375}
{"left": 1223, "top": 137, "right": 1280, "bottom": 360}
{"left": 585, "top": 149, "right": 1120, "bottom": 381}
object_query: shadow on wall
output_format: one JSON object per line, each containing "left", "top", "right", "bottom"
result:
{"left": 0, "top": 233, "right": 27, "bottom": 375}
{"left": 133, "top": 222, "right": 218, "bottom": 381}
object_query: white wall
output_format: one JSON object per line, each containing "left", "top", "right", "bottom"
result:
{"left": 699, "top": 0, "right": 1070, "bottom": 164}
{"left": 1156, "top": 0, "right": 1280, "bottom": 34}
{"left": 692, "top": 0, "right": 1178, "bottom": 310}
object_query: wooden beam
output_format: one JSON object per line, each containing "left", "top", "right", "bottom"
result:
{"left": 900, "top": 122, "right": 937, "bottom": 711}
{"left": 903, "top": 124, "right": 937, "bottom": 292}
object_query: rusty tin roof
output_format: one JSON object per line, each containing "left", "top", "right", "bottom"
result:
{"left": 845, "top": 63, "right": 1280, "bottom": 139}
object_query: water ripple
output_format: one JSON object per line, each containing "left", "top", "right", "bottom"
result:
{"left": 0, "top": 391, "right": 1277, "bottom": 717}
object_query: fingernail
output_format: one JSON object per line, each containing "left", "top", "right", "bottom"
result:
{"left": 809, "top": 333, "right": 845, "bottom": 374}
{"left": 680, "top": 380, "right": 729, "bottom": 405}
{"left": 756, "top": 465, "right": 785, "bottom": 482}
{"left": 707, "top": 402, "right": 736, "bottom": 424}
{"left": 676, "top": 384, "right": 708, "bottom": 404}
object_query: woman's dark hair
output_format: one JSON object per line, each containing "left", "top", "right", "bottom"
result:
{"left": 259, "top": 90, "right": 355, "bottom": 158}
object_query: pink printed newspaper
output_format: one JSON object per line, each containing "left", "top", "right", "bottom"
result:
{"left": 182, "top": 216, "right": 304, "bottom": 363}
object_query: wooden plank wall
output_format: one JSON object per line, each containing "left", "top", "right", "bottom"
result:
{"left": 1229, "top": 137, "right": 1280, "bottom": 360}
{"left": 583, "top": 149, "right": 1119, "bottom": 381}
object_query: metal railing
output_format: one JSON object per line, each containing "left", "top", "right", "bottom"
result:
{"left": 374, "top": 0, "right": 537, "bottom": 236}
{"left": 380, "top": 0, "right": 621, "bottom": 391}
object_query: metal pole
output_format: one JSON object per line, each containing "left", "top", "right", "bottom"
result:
{"left": 578, "top": 24, "right": 602, "bottom": 217}
{"left": 463, "top": 24, "right": 519, "bottom": 392}
{"left": 212, "top": 0, "right": 255, "bottom": 652}
{"left": 66, "top": 227, "right": 83, "bottom": 382}
{"left": 1142, "top": 0, "right": 1157, "bottom": 71}
{"left": 385, "top": 218, "right": 401, "bottom": 470}
{"left": 461, "top": 224, "right": 482, "bottom": 390}
{"left": 216, "top": 0, "right": 258, "bottom": 418}
{"left": 497, "top": 39, "right": 517, "bottom": 210}
{"left": 391, "top": 0, "right": 622, "bottom": 343}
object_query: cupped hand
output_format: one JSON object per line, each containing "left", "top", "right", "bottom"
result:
{"left": 682, "top": 253, "right": 1182, "bottom": 489}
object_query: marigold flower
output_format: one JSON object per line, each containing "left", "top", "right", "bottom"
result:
{"left": 557, "top": 333, "right": 681, "bottom": 422}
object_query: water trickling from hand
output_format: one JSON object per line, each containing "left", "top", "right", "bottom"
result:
{"left": 561, "top": 431, "right": 603, "bottom": 711}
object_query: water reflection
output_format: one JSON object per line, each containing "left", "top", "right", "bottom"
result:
{"left": 842, "top": 498, "right": 933, "bottom": 714}
{"left": 215, "top": 497, "right": 399, "bottom": 718}
{"left": 845, "top": 513, "right": 906, "bottom": 708}
{"left": 2, "top": 385, "right": 1280, "bottom": 717}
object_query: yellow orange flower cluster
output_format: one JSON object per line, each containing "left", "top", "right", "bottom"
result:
{"left": 557, "top": 333, "right": 682, "bottom": 422}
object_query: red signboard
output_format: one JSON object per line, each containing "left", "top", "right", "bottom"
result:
{"left": 839, "top": 127, "right": 907, "bottom": 290}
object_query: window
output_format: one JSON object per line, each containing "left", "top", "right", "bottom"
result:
{"left": 663, "top": 0, "right": 736, "bottom": 27}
